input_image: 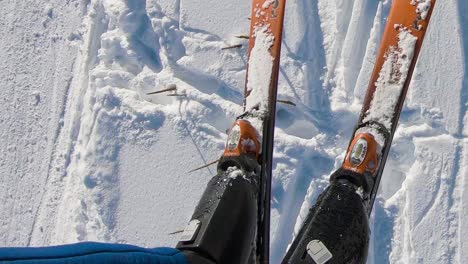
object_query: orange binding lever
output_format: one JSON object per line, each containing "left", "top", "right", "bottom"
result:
{"left": 223, "top": 120, "right": 261, "bottom": 160}
{"left": 343, "top": 133, "right": 381, "bottom": 175}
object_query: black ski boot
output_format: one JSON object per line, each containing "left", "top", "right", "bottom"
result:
{"left": 177, "top": 120, "right": 261, "bottom": 264}
{"left": 282, "top": 131, "right": 382, "bottom": 264}
{"left": 281, "top": 177, "right": 370, "bottom": 264}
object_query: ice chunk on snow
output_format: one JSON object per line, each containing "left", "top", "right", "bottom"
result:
{"left": 411, "top": 0, "right": 432, "bottom": 20}
{"left": 226, "top": 166, "right": 255, "bottom": 182}
{"left": 227, "top": 166, "right": 245, "bottom": 179}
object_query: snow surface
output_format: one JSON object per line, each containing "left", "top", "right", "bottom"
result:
{"left": 0, "top": 0, "right": 467, "bottom": 263}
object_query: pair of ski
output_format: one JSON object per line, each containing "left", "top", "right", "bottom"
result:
{"left": 181, "top": 0, "right": 436, "bottom": 263}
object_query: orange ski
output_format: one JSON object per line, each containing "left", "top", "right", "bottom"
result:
{"left": 282, "top": 1, "right": 437, "bottom": 263}
{"left": 339, "top": 0, "right": 436, "bottom": 214}
{"left": 243, "top": 1, "right": 287, "bottom": 263}
{"left": 245, "top": 0, "right": 286, "bottom": 115}
{"left": 220, "top": 0, "right": 287, "bottom": 263}
{"left": 361, "top": 0, "right": 436, "bottom": 127}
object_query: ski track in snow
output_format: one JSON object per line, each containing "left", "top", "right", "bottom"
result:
{"left": 0, "top": 0, "right": 84, "bottom": 246}
{"left": 0, "top": 0, "right": 467, "bottom": 263}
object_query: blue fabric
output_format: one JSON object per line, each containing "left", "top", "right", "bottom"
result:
{"left": 0, "top": 242, "right": 188, "bottom": 264}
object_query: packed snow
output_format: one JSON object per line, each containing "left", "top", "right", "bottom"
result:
{"left": 411, "top": 0, "right": 432, "bottom": 20}
{"left": 355, "top": 125, "right": 386, "bottom": 147}
{"left": 245, "top": 25, "right": 275, "bottom": 113}
{"left": 363, "top": 28, "right": 418, "bottom": 130}
{"left": 262, "top": 0, "right": 277, "bottom": 10}
{"left": 0, "top": 0, "right": 467, "bottom": 264}
{"left": 226, "top": 166, "right": 250, "bottom": 180}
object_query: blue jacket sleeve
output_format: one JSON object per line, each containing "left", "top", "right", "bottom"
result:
{"left": 0, "top": 242, "right": 188, "bottom": 264}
